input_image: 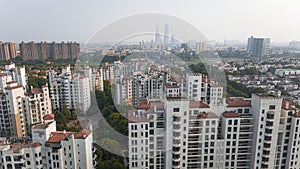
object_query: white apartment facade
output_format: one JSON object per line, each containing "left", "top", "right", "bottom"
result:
{"left": 128, "top": 93, "right": 300, "bottom": 169}
{"left": 0, "top": 116, "right": 95, "bottom": 169}
{"left": 48, "top": 67, "right": 91, "bottom": 113}
{"left": 0, "top": 81, "right": 52, "bottom": 138}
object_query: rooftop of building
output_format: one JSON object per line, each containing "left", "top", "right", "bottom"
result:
{"left": 4, "top": 85, "right": 23, "bottom": 90}
{"left": 253, "top": 93, "right": 281, "bottom": 99}
{"left": 293, "top": 112, "right": 300, "bottom": 118}
{"left": 31, "top": 88, "right": 42, "bottom": 94}
{"left": 46, "top": 129, "right": 91, "bottom": 143}
{"left": 200, "top": 112, "right": 218, "bottom": 119}
{"left": 189, "top": 101, "right": 210, "bottom": 108}
{"left": 6, "top": 81, "right": 17, "bottom": 84}
{"left": 222, "top": 111, "right": 240, "bottom": 118}
{"left": 164, "top": 83, "right": 180, "bottom": 89}
{"left": 32, "top": 121, "right": 55, "bottom": 129}
{"left": 43, "top": 114, "right": 55, "bottom": 121}
{"left": 226, "top": 97, "right": 251, "bottom": 107}
{"left": 282, "top": 99, "right": 296, "bottom": 110}
{"left": 0, "top": 73, "right": 9, "bottom": 77}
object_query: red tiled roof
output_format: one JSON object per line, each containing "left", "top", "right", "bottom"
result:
{"left": 223, "top": 111, "right": 240, "bottom": 118}
{"left": 189, "top": 101, "right": 210, "bottom": 108}
{"left": 43, "top": 114, "right": 55, "bottom": 120}
{"left": 6, "top": 81, "right": 17, "bottom": 84}
{"left": 226, "top": 98, "right": 251, "bottom": 107}
{"left": 202, "top": 77, "right": 212, "bottom": 83}
{"left": 5, "top": 85, "right": 23, "bottom": 90}
{"left": 74, "top": 130, "right": 91, "bottom": 139}
{"left": 128, "top": 116, "right": 149, "bottom": 123}
{"left": 137, "top": 99, "right": 151, "bottom": 110}
{"left": 0, "top": 73, "right": 9, "bottom": 77}
{"left": 137, "top": 103, "right": 151, "bottom": 110}
{"left": 31, "top": 88, "right": 42, "bottom": 94}
{"left": 47, "top": 131, "right": 75, "bottom": 143}
{"left": 294, "top": 112, "right": 300, "bottom": 118}
{"left": 164, "top": 83, "right": 179, "bottom": 88}
{"left": 128, "top": 109, "right": 149, "bottom": 123}
{"left": 200, "top": 112, "right": 218, "bottom": 119}
{"left": 32, "top": 142, "right": 42, "bottom": 148}
{"left": 46, "top": 130, "right": 91, "bottom": 143}
{"left": 282, "top": 99, "right": 296, "bottom": 110}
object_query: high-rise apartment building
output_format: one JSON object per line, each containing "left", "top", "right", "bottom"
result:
{"left": 0, "top": 42, "right": 17, "bottom": 61}
{"left": 247, "top": 36, "right": 271, "bottom": 57}
{"left": 19, "top": 41, "right": 80, "bottom": 61}
{"left": 48, "top": 66, "right": 91, "bottom": 113}
{"left": 195, "top": 42, "right": 205, "bottom": 54}
{"left": 0, "top": 81, "right": 52, "bottom": 138}
{"left": 1, "top": 62, "right": 27, "bottom": 89}
{"left": 0, "top": 116, "right": 96, "bottom": 169}
{"left": 128, "top": 92, "right": 300, "bottom": 169}
{"left": 132, "top": 69, "right": 168, "bottom": 107}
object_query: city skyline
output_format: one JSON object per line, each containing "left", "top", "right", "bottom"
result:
{"left": 1, "top": 0, "right": 300, "bottom": 43}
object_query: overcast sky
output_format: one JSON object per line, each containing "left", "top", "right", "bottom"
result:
{"left": 1, "top": 0, "right": 300, "bottom": 43}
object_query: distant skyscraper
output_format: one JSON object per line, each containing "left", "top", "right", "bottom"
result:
{"left": 164, "top": 24, "right": 169, "bottom": 47}
{"left": 19, "top": 41, "right": 80, "bottom": 61}
{"left": 195, "top": 42, "right": 205, "bottom": 54}
{"left": 155, "top": 26, "right": 161, "bottom": 46}
{"left": 0, "top": 42, "right": 17, "bottom": 60}
{"left": 289, "top": 41, "right": 300, "bottom": 49}
{"left": 247, "top": 36, "right": 271, "bottom": 57}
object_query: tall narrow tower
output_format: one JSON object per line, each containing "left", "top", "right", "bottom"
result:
{"left": 164, "top": 24, "right": 169, "bottom": 47}
{"left": 155, "top": 26, "right": 161, "bottom": 46}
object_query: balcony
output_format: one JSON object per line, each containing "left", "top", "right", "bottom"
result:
{"left": 173, "top": 120, "right": 181, "bottom": 125}
{"left": 172, "top": 165, "right": 181, "bottom": 169}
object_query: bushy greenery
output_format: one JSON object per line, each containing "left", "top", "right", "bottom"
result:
{"left": 94, "top": 80, "right": 128, "bottom": 168}
{"left": 226, "top": 80, "right": 265, "bottom": 98}
{"left": 54, "top": 103, "right": 79, "bottom": 132}
{"left": 28, "top": 76, "right": 48, "bottom": 88}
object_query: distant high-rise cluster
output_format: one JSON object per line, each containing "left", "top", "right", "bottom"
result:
{"left": 0, "top": 41, "right": 17, "bottom": 60}
{"left": 247, "top": 36, "right": 271, "bottom": 57}
{"left": 289, "top": 41, "right": 300, "bottom": 50}
{"left": 0, "top": 63, "right": 52, "bottom": 138}
{"left": 19, "top": 41, "right": 80, "bottom": 61}
{"left": 195, "top": 42, "right": 205, "bottom": 54}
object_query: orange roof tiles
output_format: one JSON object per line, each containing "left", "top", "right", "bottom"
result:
{"left": 189, "top": 101, "right": 210, "bottom": 108}
{"left": 31, "top": 88, "right": 42, "bottom": 94}
{"left": 137, "top": 103, "right": 151, "bottom": 110}
{"left": 226, "top": 98, "right": 251, "bottom": 107}
{"left": 294, "top": 112, "right": 300, "bottom": 118}
{"left": 6, "top": 81, "right": 17, "bottom": 84}
{"left": 43, "top": 114, "right": 55, "bottom": 120}
{"left": 5, "top": 85, "right": 23, "bottom": 90}
{"left": 282, "top": 99, "right": 296, "bottom": 110}
{"left": 32, "top": 142, "right": 42, "bottom": 148}
{"left": 164, "top": 83, "right": 180, "bottom": 88}
{"left": 47, "top": 130, "right": 91, "bottom": 143}
{"left": 200, "top": 112, "right": 218, "bottom": 119}
{"left": 223, "top": 111, "right": 240, "bottom": 118}
{"left": 0, "top": 73, "right": 9, "bottom": 77}
{"left": 74, "top": 130, "right": 91, "bottom": 139}
{"left": 128, "top": 116, "right": 149, "bottom": 123}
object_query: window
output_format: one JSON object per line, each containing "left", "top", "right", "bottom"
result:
{"left": 269, "top": 105, "right": 275, "bottom": 110}
{"left": 173, "top": 108, "right": 180, "bottom": 112}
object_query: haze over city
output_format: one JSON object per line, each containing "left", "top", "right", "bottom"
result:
{"left": 2, "top": 1, "right": 300, "bottom": 169}
{"left": 1, "top": 0, "right": 300, "bottom": 43}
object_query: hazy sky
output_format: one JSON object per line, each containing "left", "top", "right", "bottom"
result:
{"left": 1, "top": 0, "right": 300, "bottom": 43}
